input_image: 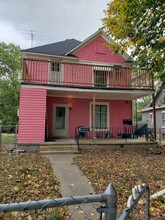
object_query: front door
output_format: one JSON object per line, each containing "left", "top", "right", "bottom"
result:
{"left": 52, "top": 104, "right": 68, "bottom": 137}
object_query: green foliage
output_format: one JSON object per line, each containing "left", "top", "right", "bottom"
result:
{"left": 103, "top": 0, "right": 165, "bottom": 83}
{"left": 0, "top": 42, "right": 21, "bottom": 125}
{"left": 133, "top": 96, "right": 152, "bottom": 122}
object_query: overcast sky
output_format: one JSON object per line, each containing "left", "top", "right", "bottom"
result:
{"left": 0, "top": 0, "right": 110, "bottom": 49}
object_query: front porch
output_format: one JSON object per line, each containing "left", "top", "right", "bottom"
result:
{"left": 39, "top": 138, "right": 158, "bottom": 154}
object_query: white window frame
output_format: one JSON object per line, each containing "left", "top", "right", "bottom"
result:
{"left": 89, "top": 102, "right": 110, "bottom": 129}
{"left": 49, "top": 61, "right": 63, "bottom": 84}
{"left": 114, "top": 65, "right": 122, "bottom": 79}
{"left": 149, "top": 113, "right": 153, "bottom": 125}
{"left": 92, "top": 66, "right": 111, "bottom": 88}
{"left": 162, "top": 111, "right": 165, "bottom": 128}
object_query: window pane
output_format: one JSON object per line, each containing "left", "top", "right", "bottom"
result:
{"left": 56, "top": 107, "right": 65, "bottom": 129}
{"left": 91, "top": 104, "right": 107, "bottom": 128}
{"left": 95, "top": 105, "right": 100, "bottom": 112}
{"left": 94, "top": 70, "right": 107, "bottom": 87}
{"left": 101, "top": 105, "right": 107, "bottom": 112}
{"left": 95, "top": 113, "right": 100, "bottom": 128}
{"left": 162, "top": 113, "right": 165, "bottom": 119}
{"left": 162, "top": 113, "right": 165, "bottom": 126}
{"left": 100, "top": 113, "right": 107, "bottom": 128}
{"left": 51, "top": 62, "right": 60, "bottom": 71}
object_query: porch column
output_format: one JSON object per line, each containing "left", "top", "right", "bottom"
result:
{"left": 152, "top": 94, "right": 156, "bottom": 140}
{"left": 92, "top": 93, "right": 96, "bottom": 140}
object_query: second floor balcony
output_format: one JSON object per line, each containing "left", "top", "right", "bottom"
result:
{"left": 22, "top": 58, "right": 154, "bottom": 90}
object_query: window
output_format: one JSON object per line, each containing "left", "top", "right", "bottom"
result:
{"left": 114, "top": 65, "right": 122, "bottom": 78}
{"left": 51, "top": 62, "right": 60, "bottom": 72}
{"left": 94, "top": 70, "right": 107, "bottom": 87}
{"left": 50, "top": 62, "right": 62, "bottom": 83}
{"left": 149, "top": 113, "right": 153, "bottom": 124}
{"left": 162, "top": 112, "right": 165, "bottom": 127}
{"left": 91, "top": 104, "right": 108, "bottom": 129}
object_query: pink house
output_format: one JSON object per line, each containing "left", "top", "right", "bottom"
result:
{"left": 18, "top": 30, "right": 154, "bottom": 145}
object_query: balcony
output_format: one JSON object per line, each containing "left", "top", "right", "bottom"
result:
{"left": 22, "top": 58, "right": 154, "bottom": 90}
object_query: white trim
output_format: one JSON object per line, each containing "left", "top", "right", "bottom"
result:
{"left": 61, "top": 59, "right": 124, "bottom": 67}
{"left": 162, "top": 111, "right": 165, "bottom": 128}
{"left": 22, "top": 52, "right": 78, "bottom": 61}
{"left": 139, "top": 105, "right": 165, "bottom": 112}
{"left": 22, "top": 51, "right": 127, "bottom": 67}
{"left": 93, "top": 68, "right": 110, "bottom": 88}
{"left": 89, "top": 102, "right": 110, "bottom": 129}
{"left": 49, "top": 62, "right": 64, "bottom": 84}
{"left": 52, "top": 104, "right": 68, "bottom": 137}
{"left": 149, "top": 112, "right": 153, "bottom": 125}
{"left": 21, "top": 84, "right": 154, "bottom": 97}
{"left": 66, "top": 29, "right": 131, "bottom": 61}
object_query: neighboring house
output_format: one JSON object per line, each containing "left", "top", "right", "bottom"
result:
{"left": 139, "top": 90, "right": 165, "bottom": 133}
{"left": 17, "top": 29, "right": 154, "bottom": 144}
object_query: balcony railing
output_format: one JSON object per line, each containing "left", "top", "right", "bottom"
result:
{"left": 22, "top": 58, "right": 154, "bottom": 89}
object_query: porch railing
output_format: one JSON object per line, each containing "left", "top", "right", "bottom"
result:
{"left": 75, "top": 125, "right": 152, "bottom": 145}
{"left": 22, "top": 58, "right": 154, "bottom": 89}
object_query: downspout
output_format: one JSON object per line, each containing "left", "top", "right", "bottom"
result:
{"left": 93, "top": 93, "right": 96, "bottom": 140}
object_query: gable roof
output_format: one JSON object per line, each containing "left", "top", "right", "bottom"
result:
{"left": 22, "top": 29, "right": 132, "bottom": 61}
{"left": 139, "top": 90, "right": 165, "bottom": 113}
{"left": 22, "top": 39, "right": 81, "bottom": 56}
{"left": 66, "top": 29, "right": 131, "bottom": 61}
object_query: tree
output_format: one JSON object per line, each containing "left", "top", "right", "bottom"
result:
{"left": 133, "top": 96, "right": 152, "bottom": 124}
{"left": 0, "top": 42, "right": 21, "bottom": 125}
{"left": 103, "top": 0, "right": 165, "bottom": 84}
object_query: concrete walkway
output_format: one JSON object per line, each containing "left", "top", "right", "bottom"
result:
{"left": 45, "top": 154, "right": 100, "bottom": 220}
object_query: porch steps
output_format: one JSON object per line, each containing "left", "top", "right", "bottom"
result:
{"left": 40, "top": 144, "right": 79, "bottom": 154}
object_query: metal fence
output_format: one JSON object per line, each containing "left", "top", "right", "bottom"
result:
{"left": 75, "top": 125, "right": 154, "bottom": 145}
{"left": 0, "top": 183, "right": 150, "bottom": 220}
{"left": 0, "top": 125, "right": 17, "bottom": 152}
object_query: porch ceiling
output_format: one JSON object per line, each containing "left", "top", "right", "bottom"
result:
{"left": 47, "top": 87, "right": 154, "bottom": 100}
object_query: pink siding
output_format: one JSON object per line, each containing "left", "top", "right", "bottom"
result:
{"left": 110, "top": 100, "right": 132, "bottom": 127}
{"left": 47, "top": 97, "right": 132, "bottom": 138}
{"left": 26, "top": 60, "right": 49, "bottom": 84}
{"left": 63, "top": 64, "right": 93, "bottom": 86}
{"left": 74, "top": 36, "right": 125, "bottom": 64}
{"left": 47, "top": 97, "right": 90, "bottom": 138}
{"left": 18, "top": 87, "right": 47, "bottom": 143}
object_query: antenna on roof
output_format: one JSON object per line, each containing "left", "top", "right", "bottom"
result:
{"left": 19, "top": 29, "right": 44, "bottom": 48}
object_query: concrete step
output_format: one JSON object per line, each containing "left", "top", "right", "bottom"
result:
{"left": 40, "top": 145, "right": 78, "bottom": 152}
{"left": 40, "top": 150, "right": 79, "bottom": 154}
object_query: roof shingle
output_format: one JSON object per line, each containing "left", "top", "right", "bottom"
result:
{"left": 22, "top": 39, "right": 81, "bottom": 56}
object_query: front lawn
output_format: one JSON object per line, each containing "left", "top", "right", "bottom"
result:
{"left": 0, "top": 153, "right": 67, "bottom": 219}
{"left": 74, "top": 148, "right": 165, "bottom": 219}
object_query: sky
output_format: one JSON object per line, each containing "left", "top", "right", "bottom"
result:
{"left": 0, "top": 0, "right": 110, "bottom": 49}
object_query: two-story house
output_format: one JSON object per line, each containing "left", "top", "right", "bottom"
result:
{"left": 17, "top": 30, "right": 154, "bottom": 145}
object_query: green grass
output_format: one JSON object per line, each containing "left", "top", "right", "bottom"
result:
{"left": 0, "top": 133, "right": 16, "bottom": 152}
{"left": 1, "top": 133, "right": 16, "bottom": 145}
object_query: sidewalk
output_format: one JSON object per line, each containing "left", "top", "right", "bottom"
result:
{"left": 45, "top": 154, "right": 100, "bottom": 220}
